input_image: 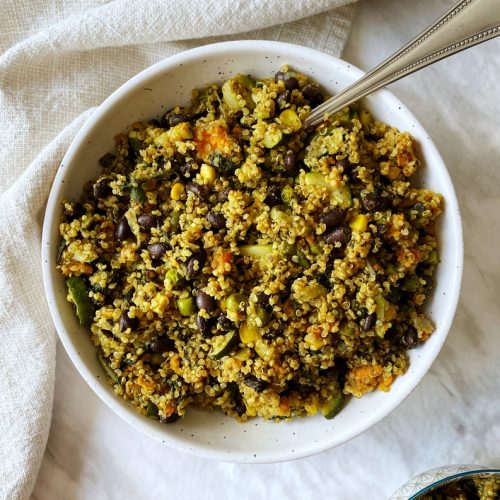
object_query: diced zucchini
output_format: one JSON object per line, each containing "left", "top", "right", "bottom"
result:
{"left": 304, "top": 172, "right": 329, "bottom": 187}
{"left": 165, "top": 269, "right": 182, "bottom": 286}
{"left": 320, "top": 392, "right": 344, "bottom": 419}
{"left": 331, "top": 185, "right": 352, "bottom": 209}
{"left": 177, "top": 296, "right": 195, "bottom": 316}
{"left": 66, "top": 276, "right": 94, "bottom": 326}
{"left": 239, "top": 244, "right": 274, "bottom": 258}
{"left": 97, "top": 352, "right": 119, "bottom": 384}
{"left": 375, "top": 294, "right": 386, "bottom": 322}
{"left": 263, "top": 124, "right": 283, "bottom": 149}
{"left": 209, "top": 331, "right": 239, "bottom": 360}
{"left": 222, "top": 74, "right": 255, "bottom": 112}
{"left": 402, "top": 274, "right": 420, "bottom": 292}
{"left": 303, "top": 173, "right": 352, "bottom": 208}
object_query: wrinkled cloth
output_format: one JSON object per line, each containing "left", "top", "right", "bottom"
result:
{"left": 0, "top": 1, "right": 357, "bottom": 498}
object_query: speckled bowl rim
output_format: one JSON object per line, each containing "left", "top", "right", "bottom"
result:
{"left": 42, "top": 40, "right": 463, "bottom": 463}
{"left": 411, "top": 469, "right": 500, "bottom": 499}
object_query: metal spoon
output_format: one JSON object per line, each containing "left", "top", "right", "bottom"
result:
{"left": 304, "top": 0, "right": 500, "bottom": 128}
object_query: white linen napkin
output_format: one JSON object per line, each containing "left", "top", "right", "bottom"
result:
{"left": 0, "top": 1, "right": 357, "bottom": 498}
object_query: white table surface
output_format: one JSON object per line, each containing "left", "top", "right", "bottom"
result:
{"left": 32, "top": 0, "right": 500, "bottom": 498}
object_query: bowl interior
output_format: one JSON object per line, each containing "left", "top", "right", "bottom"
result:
{"left": 42, "top": 41, "right": 463, "bottom": 462}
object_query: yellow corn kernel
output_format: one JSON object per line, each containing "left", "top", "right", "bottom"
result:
{"left": 200, "top": 164, "right": 216, "bottom": 184}
{"left": 170, "top": 182, "right": 185, "bottom": 201}
{"left": 233, "top": 348, "right": 251, "bottom": 362}
{"left": 151, "top": 293, "right": 168, "bottom": 316}
{"left": 239, "top": 322, "right": 261, "bottom": 344}
{"left": 350, "top": 214, "right": 368, "bottom": 233}
{"left": 279, "top": 109, "right": 302, "bottom": 132}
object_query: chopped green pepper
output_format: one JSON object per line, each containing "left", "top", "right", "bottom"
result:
{"left": 177, "top": 296, "right": 195, "bottom": 316}
{"left": 66, "top": 276, "right": 94, "bottom": 326}
{"left": 97, "top": 352, "right": 119, "bottom": 384}
{"left": 130, "top": 185, "right": 146, "bottom": 203}
{"left": 146, "top": 400, "right": 159, "bottom": 419}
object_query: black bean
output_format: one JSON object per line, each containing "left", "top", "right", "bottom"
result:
{"left": 320, "top": 366, "right": 339, "bottom": 380}
{"left": 275, "top": 71, "right": 299, "bottom": 91}
{"left": 147, "top": 335, "right": 175, "bottom": 353}
{"left": 162, "top": 108, "right": 189, "bottom": 128}
{"left": 98, "top": 152, "right": 115, "bottom": 168}
{"left": 148, "top": 118, "right": 161, "bottom": 127}
{"left": 302, "top": 83, "right": 324, "bottom": 107}
{"left": 362, "top": 192, "right": 392, "bottom": 212}
{"left": 325, "top": 226, "right": 351, "bottom": 246}
{"left": 217, "top": 314, "right": 235, "bottom": 332}
{"left": 196, "top": 290, "right": 217, "bottom": 313}
{"left": 160, "top": 413, "right": 181, "bottom": 424}
{"left": 400, "top": 326, "right": 420, "bottom": 350}
{"left": 119, "top": 312, "right": 138, "bottom": 332}
{"left": 360, "top": 312, "right": 376, "bottom": 331}
{"left": 64, "top": 201, "right": 84, "bottom": 221}
{"left": 217, "top": 188, "right": 230, "bottom": 203}
{"left": 334, "top": 357, "right": 348, "bottom": 388}
{"left": 116, "top": 217, "right": 133, "bottom": 241}
{"left": 93, "top": 178, "right": 112, "bottom": 199}
{"left": 281, "top": 379, "right": 314, "bottom": 396}
{"left": 319, "top": 207, "right": 346, "bottom": 229}
{"left": 196, "top": 314, "right": 212, "bottom": 337}
{"left": 207, "top": 211, "right": 226, "bottom": 231}
{"left": 147, "top": 242, "right": 167, "bottom": 260}
{"left": 137, "top": 213, "right": 157, "bottom": 230}
{"left": 256, "top": 292, "right": 270, "bottom": 308}
{"left": 234, "top": 402, "right": 246, "bottom": 416}
{"left": 186, "top": 250, "right": 207, "bottom": 279}
{"left": 264, "top": 184, "right": 282, "bottom": 207}
{"left": 283, "top": 151, "right": 299, "bottom": 175}
{"left": 275, "top": 90, "right": 289, "bottom": 110}
{"left": 180, "top": 160, "right": 197, "bottom": 179}
{"left": 231, "top": 386, "right": 246, "bottom": 416}
{"left": 150, "top": 353, "right": 164, "bottom": 367}
{"left": 336, "top": 157, "right": 352, "bottom": 173}
{"left": 243, "top": 375, "right": 269, "bottom": 393}
{"left": 186, "top": 182, "right": 208, "bottom": 200}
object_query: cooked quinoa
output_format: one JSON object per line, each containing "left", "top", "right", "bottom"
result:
{"left": 57, "top": 67, "right": 443, "bottom": 423}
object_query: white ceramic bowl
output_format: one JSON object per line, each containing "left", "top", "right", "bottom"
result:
{"left": 42, "top": 40, "right": 463, "bottom": 463}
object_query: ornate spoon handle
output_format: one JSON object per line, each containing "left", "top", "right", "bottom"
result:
{"left": 305, "top": 0, "right": 500, "bottom": 128}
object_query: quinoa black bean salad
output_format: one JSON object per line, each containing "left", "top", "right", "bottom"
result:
{"left": 57, "top": 66, "right": 443, "bottom": 423}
